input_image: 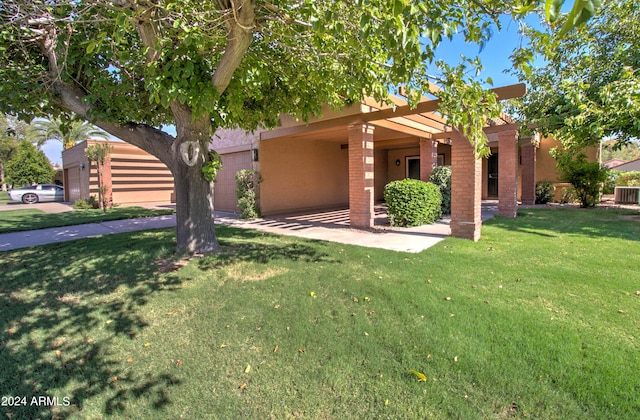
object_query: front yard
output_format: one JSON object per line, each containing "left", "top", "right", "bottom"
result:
{"left": 0, "top": 208, "right": 638, "bottom": 418}
{"left": 0, "top": 207, "right": 175, "bottom": 234}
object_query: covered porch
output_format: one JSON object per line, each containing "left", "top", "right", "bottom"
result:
{"left": 216, "top": 202, "right": 499, "bottom": 253}
{"left": 257, "top": 84, "right": 534, "bottom": 241}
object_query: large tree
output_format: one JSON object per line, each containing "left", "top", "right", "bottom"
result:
{"left": 0, "top": 114, "right": 29, "bottom": 191}
{"left": 5, "top": 140, "right": 55, "bottom": 188}
{"left": 512, "top": 0, "right": 639, "bottom": 153}
{"left": 0, "top": 0, "right": 595, "bottom": 255}
{"left": 27, "top": 115, "right": 109, "bottom": 150}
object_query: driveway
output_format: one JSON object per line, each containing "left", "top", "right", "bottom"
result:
{"left": 0, "top": 201, "right": 75, "bottom": 213}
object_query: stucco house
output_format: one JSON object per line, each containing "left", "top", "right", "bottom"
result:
{"left": 61, "top": 84, "right": 594, "bottom": 241}
{"left": 212, "top": 83, "right": 584, "bottom": 240}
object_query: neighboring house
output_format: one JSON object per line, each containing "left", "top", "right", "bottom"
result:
{"left": 62, "top": 140, "right": 174, "bottom": 205}
{"left": 603, "top": 158, "right": 626, "bottom": 169}
{"left": 610, "top": 157, "right": 640, "bottom": 172}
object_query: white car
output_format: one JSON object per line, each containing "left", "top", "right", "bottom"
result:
{"left": 8, "top": 184, "right": 65, "bottom": 204}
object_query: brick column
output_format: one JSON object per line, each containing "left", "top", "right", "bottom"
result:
{"left": 348, "top": 123, "right": 375, "bottom": 229}
{"left": 498, "top": 129, "right": 518, "bottom": 217}
{"left": 520, "top": 141, "right": 537, "bottom": 205}
{"left": 451, "top": 134, "right": 482, "bottom": 241}
{"left": 420, "top": 138, "right": 439, "bottom": 181}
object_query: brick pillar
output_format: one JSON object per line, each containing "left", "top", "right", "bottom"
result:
{"left": 348, "top": 123, "right": 375, "bottom": 229}
{"left": 520, "top": 142, "right": 537, "bottom": 205}
{"left": 451, "top": 134, "right": 482, "bottom": 241}
{"left": 420, "top": 139, "right": 439, "bottom": 181}
{"left": 498, "top": 129, "right": 518, "bottom": 217}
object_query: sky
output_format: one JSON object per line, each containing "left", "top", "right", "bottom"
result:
{"left": 43, "top": 13, "right": 542, "bottom": 165}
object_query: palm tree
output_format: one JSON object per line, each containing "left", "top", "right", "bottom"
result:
{"left": 27, "top": 116, "right": 109, "bottom": 150}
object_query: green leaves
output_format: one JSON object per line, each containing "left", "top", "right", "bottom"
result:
{"left": 557, "top": 0, "right": 602, "bottom": 37}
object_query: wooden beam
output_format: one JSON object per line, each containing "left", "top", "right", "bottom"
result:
{"left": 260, "top": 83, "right": 526, "bottom": 141}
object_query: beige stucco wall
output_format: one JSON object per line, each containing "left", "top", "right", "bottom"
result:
{"left": 259, "top": 138, "right": 349, "bottom": 215}
{"left": 387, "top": 147, "right": 420, "bottom": 182}
{"left": 63, "top": 140, "right": 174, "bottom": 204}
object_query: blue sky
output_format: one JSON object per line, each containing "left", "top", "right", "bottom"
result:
{"left": 44, "top": 14, "right": 542, "bottom": 165}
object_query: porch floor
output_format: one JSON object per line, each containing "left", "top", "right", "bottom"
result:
{"left": 215, "top": 201, "right": 498, "bottom": 253}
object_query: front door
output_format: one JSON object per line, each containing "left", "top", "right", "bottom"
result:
{"left": 407, "top": 157, "right": 420, "bottom": 180}
{"left": 487, "top": 154, "right": 498, "bottom": 197}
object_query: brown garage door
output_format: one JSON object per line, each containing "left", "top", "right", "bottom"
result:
{"left": 214, "top": 151, "right": 252, "bottom": 212}
{"left": 65, "top": 167, "right": 81, "bottom": 202}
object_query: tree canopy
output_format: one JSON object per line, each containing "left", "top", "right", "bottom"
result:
{"left": 0, "top": 0, "right": 598, "bottom": 254}
{"left": 5, "top": 140, "right": 55, "bottom": 187}
{"left": 1, "top": 114, "right": 29, "bottom": 190}
{"left": 512, "top": 0, "right": 639, "bottom": 153}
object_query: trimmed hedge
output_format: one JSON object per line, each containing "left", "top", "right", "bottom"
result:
{"left": 616, "top": 171, "right": 640, "bottom": 186}
{"left": 428, "top": 165, "right": 451, "bottom": 214}
{"left": 383, "top": 179, "right": 442, "bottom": 227}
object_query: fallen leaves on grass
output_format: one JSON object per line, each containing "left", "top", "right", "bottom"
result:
{"left": 244, "top": 364, "right": 251, "bottom": 373}
{"left": 409, "top": 370, "right": 427, "bottom": 382}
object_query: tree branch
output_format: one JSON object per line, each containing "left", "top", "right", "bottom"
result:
{"left": 211, "top": 0, "right": 256, "bottom": 94}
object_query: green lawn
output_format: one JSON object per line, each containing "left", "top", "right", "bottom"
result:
{"left": 0, "top": 191, "right": 9, "bottom": 205}
{"left": 0, "top": 208, "right": 638, "bottom": 419}
{"left": 0, "top": 207, "right": 175, "bottom": 234}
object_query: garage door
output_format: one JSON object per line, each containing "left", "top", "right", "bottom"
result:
{"left": 214, "top": 151, "right": 252, "bottom": 212}
{"left": 65, "top": 167, "right": 81, "bottom": 202}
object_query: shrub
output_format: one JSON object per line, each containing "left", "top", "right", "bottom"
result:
{"left": 73, "top": 195, "right": 99, "bottom": 209}
{"left": 616, "top": 171, "right": 640, "bottom": 186}
{"left": 428, "top": 165, "right": 451, "bottom": 214}
{"left": 235, "top": 170, "right": 262, "bottom": 219}
{"left": 383, "top": 179, "right": 442, "bottom": 227}
{"left": 557, "top": 153, "right": 607, "bottom": 208}
{"left": 559, "top": 186, "right": 578, "bottom": 204}
{"left": 603, "top": 170, "right": 620, "bottom": 194}
{"left": 535, "top": 180, "right": 555, "bottom": 204}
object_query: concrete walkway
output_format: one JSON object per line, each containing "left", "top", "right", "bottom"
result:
{"left": 0, "top": 203, "right": 499, "bottom": 253}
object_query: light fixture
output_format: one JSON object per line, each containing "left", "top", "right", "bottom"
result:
{"left": 251, "top": 148, "right": 259, "bottom": 162}
{"left": 79, "top": 164, "right": 85, "bottom": 171}
{"left": 395, "top": 159, "right": 401, "bottom": 167}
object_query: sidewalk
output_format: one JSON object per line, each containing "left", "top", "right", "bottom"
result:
{"left": 0, "top": 213, "right": 450, "bottom": 253}
{"left": 0, "top": 203, "right": 500, "bottom": 253}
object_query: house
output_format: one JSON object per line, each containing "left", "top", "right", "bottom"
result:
{"left": 603, "top": 158, "right": 626, "bottom": 169}
{"left": 610, "top": 157, "right": 640, "bottom": 172}
{"left": 211, "top": 83, "right": 562, "bottom": 241}
{"left": 62, "top": 140, "right": 174, "bottom": 205}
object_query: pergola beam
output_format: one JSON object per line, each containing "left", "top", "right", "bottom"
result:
{"left": 260, "top": 83, "right": 526, "bottom": 141}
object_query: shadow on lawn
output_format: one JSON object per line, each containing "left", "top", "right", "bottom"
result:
{"left": 199, "top": 227, "right": 340, "bottom": 271}
{"left": 0, "top": 229, "right": 181, "bottom": 418}
{"left": 487, "top": 208, "right": 640, "bottom": 242}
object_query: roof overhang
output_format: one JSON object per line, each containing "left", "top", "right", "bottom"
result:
{"left": 260, "top": 83, "right": 526, "bottom": 142}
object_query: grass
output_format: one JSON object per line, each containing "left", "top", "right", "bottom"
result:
{"left": 0, "top": 206, "right": 175, "bottom": 234}
{"left": 0, "top": 191, "right": 9, "bottom": 205}
{"left": 0, "top": 208, "right": 638, "bottom": 419}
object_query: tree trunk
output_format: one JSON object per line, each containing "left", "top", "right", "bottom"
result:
{"left": 1, "top": 161, "right": 6, "bottom": 191}
{"left": 172, "top": 160, "right": 219, "bottom": 255}
{"left": 168, "top": 110, "right": 219, "bottom": 255}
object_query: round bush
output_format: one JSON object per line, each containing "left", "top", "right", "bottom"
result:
{"left": 383, "top": 179, "right": 442, "bottom": 227}
{"left": 428, "top": 165, "right": 451, "bottom": 214}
